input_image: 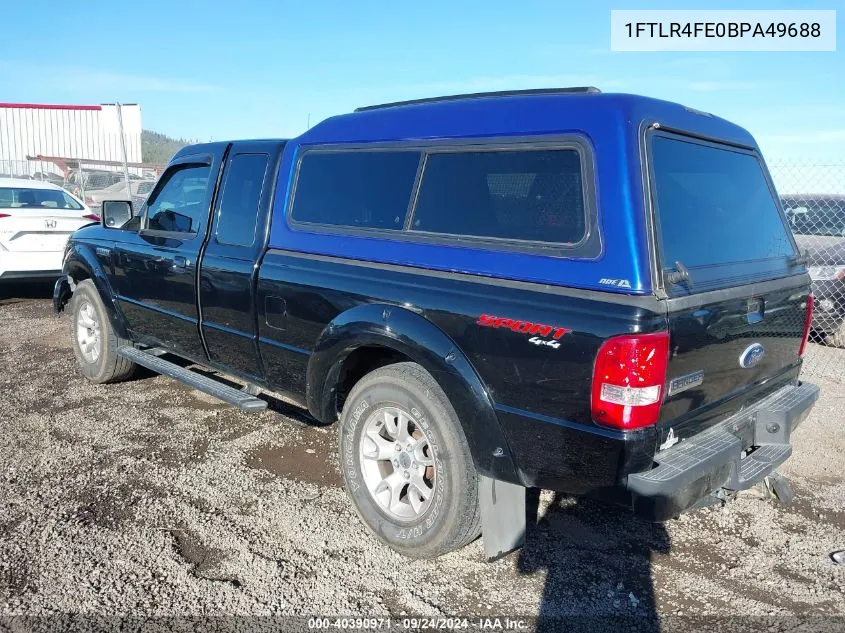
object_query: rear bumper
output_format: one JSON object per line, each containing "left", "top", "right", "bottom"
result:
{"left": 626, "top": 382, "right": 819, "bottom": 521}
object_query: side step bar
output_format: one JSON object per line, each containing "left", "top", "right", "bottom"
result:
{"left": 117, "top": 346, "right": 268, "bottom": 413}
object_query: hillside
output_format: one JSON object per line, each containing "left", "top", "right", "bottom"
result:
{"left": 141, "top": 130, "right": 191, "bottom": 164}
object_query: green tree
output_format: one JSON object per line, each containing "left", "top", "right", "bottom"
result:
{"left": 141, "top": 130, "right": 192, "bottom": 164}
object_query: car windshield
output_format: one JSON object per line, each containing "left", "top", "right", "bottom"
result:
{"left": 0, "top": 187, "right": 83, "bottom": 210}
{"left": 782, "top": 199, "right": 845, "bottom": 237}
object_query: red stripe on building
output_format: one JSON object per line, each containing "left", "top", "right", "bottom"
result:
{"left": 0, "top": 103, "right": 102, "bottom": 111}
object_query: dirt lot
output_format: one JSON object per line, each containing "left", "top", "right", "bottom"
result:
{"left": 1, "top": 284, "right": 843, "bottom": 629}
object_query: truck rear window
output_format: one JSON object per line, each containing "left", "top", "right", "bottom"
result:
{"left": 651, "top": 135, "right": 795, "bottom": 287}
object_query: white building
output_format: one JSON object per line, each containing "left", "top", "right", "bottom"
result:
{"left": 0, "top": 102, "right": 142, "bottom": 177}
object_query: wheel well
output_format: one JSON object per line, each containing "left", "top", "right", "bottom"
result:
{"left": 335, "top": 346, "right": 412, "bottom": 416}
{"left": 68, "top": 266, "right": 91, "bottom": 288}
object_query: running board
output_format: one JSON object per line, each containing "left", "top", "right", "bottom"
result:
{"left": 117, "top": 346, "right": 268, "bottom": 413}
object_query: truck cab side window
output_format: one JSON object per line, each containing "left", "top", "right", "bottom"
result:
{"left": 145, "top": 165, "right": 211, "bottom": 234}
{"left": 215, "top": 153, "right": 270, "bottom": 247}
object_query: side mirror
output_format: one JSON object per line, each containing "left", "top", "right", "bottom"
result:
{"left": 101, "top": 200, "right": 133, "bottom": 229}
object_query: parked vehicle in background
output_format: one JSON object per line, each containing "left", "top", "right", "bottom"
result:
{"left": 782, "top": 194, "right": 845, "bottom": 346}
{"left": 84, "top": 179, "right": 157, "bottom": 213}
{"left": 55, "top": 89, "right": 817, "bottom": 560}
{"left": 0, "top": 178, "right": 99, "bottom": 282}
{"left": 130, "top": 180, "right": 155, "bottom": 210}
{"left": 31, "top": 171, "right": 65, "bottom": 186}
{"left": 64, "top": 170, "right": 124, "bottom": 198}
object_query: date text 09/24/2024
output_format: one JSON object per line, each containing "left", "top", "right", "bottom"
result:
{"left": 307, "top": 617, "right": 529, "bottom": 630}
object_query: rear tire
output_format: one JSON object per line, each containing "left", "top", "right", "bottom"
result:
{"left": 338, "top": 362, "right": 481, "bottom": 558}
{"left": 70, "top": 279, "right": 136, "bottom": 384}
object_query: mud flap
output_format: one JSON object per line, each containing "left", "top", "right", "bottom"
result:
{"left": 53, "top": 276, "right": 72, "bottom": 314}
{"left": 479, "top": 475, "right": 526, "bottom": 562}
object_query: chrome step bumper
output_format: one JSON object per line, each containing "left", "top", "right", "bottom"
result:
{"left": 626, "top": 382, "right": 819, "bottom": 520}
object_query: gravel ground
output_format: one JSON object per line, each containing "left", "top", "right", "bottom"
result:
{"left": 0, "top": 284, "right": 843, "bottom": 630}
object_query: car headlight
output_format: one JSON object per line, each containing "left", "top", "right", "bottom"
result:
{"left": 808, "top": 265, "right": 845, "bottom": 281}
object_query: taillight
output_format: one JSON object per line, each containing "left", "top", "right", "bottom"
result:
{"left": 799, "top": 294, "right": 814, "bottom": 357}
{"left": 82, "top": 214, "right": 100, "bottom": 223}
{"left": 591, "top": 331, "right": 670, "bottom": 430}
{"left": 0, "top": 213, "right": 9, "bottom": 219}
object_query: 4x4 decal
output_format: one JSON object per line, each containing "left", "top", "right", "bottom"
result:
{"left": 477, "top": 314, "right": 571, "bottom": 345}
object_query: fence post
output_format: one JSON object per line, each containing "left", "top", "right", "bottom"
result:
{"left": 116, "top": 102, "right": 132, "bottom": 198}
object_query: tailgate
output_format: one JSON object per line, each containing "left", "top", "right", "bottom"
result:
{"left": 661, "top": 278, "right": 810, "bottom": 440}
{"left": 648, "top": 131, "right": 811, "bottom": 442}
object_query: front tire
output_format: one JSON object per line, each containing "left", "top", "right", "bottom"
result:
{"left": 338, "top": 362, "right": 481, "bottom": 558}
{"left": 70, "top": 279, "right": 136, "bottom": 384}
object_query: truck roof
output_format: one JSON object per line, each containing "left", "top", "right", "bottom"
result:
{"left": 295, "top": 90, "right": 756, "bottom": 148}
{"left": 172, "top": 139, "right": 289, "bottom": 161}
{"left": 174, "top": 91, "right": 756, "bottom": 158}
{"left": 174, "top": 88, "right": 756, "bottom": 158}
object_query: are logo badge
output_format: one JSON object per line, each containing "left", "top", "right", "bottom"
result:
{"left": 44, "top": 219, "right": 57, "bottom": 229}
{"left": 599, "top": 278, "right": 632, "bottom": 288}
{"left": 739, "top": 343, "right": 765, "bottom": 369}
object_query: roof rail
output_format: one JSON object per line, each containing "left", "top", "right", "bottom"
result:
{"left": 354, "top": 87, "right": 601, "bottom": 113}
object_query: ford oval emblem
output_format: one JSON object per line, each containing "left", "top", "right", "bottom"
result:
{"left": 739, "top": 343, "right": 765, "bottom": 369}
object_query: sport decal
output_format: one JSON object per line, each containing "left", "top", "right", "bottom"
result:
{"left": 476, "top": 314, "right": 572, "bottom": 345}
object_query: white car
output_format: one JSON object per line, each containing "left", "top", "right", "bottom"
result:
{"left": 0, "top": 178, "right": 99, "bottom": 282}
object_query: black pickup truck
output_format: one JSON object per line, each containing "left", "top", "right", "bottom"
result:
{"left": 54, "top": 89, "right": 818, "bottom": 560}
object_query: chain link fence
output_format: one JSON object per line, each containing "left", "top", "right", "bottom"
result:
{"left": 770, "top": 160, "right": 845, "bottom": 381}
{"left": 0, "top": 137, "right": 166, "bottom": 214}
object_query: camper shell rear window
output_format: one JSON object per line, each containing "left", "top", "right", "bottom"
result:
{"left": 648, "top": 132, "right": 797, "bottom": 292}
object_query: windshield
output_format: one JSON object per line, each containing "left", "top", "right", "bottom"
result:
{"left": 651, "top": 135, "right": 795, "bottom": 289}
{"left": 782, "top": 199, "right": 845, "bottom": 237}
{"left": 0, "top": 187, "right": 83, "bottom": 211}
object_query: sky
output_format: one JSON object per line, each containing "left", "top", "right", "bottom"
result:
{"left": 0, "top": 0, "right": 842, "bottom": 161}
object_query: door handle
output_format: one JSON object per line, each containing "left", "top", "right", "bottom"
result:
{"left": 172, "top": 256, "right": 188, "bottom": 270}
